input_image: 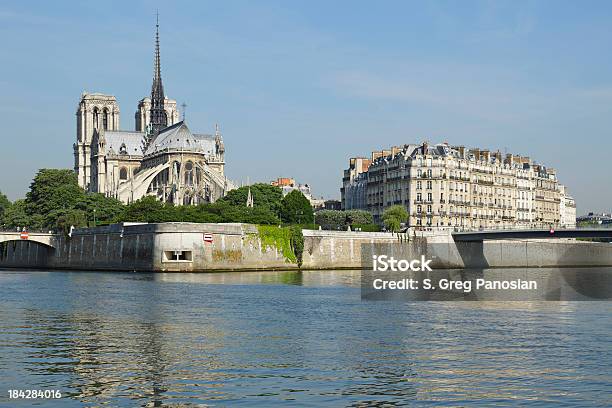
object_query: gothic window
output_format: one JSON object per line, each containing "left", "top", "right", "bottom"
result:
{"left": 184, "top": 161, "right": 194, "bottom": 185}
{"left": 119, "top": 167, "right": 128, "bottom": 181}
{"left": 103, "top": 109, "right": 109, "bottom": 130}
{"left": 93, "top": 107, "right": 99, "bottom": 129}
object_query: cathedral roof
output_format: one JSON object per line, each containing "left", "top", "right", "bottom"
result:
{"left": 104, "top": 130, "right": 145, "bottom": 156}
{"left": 145, "top": 121, "right": 207, "bottom": 156}
{"left": 193, "top": 133, "right": 216, "bottom": 156}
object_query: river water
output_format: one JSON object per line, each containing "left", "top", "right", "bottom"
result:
{"left": 0, "top": 269, "right": 610, "bottom": 407}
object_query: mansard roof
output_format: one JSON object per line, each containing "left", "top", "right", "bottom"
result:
{"left": 104, "top": 130, "right": 145, "bottom": 156}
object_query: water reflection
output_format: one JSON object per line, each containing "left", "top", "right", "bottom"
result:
{"left": 0, "top": 269, "right": 610, "bottom": 406}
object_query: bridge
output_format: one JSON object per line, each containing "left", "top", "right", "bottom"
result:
{"left": 0, "top": 231, "right": 57, "bottom": 248}
{"left": 452, "top": 228, "right": 612, "bottom": 242}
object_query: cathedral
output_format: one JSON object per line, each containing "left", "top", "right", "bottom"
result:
{"left": 73, "top": 20, "right": 235, "bottom": 205}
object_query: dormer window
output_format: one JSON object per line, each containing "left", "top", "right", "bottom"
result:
{"left": 119, "top": 143, "right": 127, "bottom": 155}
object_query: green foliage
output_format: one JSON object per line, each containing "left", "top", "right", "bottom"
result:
{"left": 280, "top": 190, "right": 314, "bottom": 224}
{"left": 8, "top": 169, "right": 314, "bottom": 230}
{"left": 1, "top": 199, "right": 30, "bottom": 229}
{"left": 26, "top": 169, "right": 83, "bottom": 224}
{"left": 56, "top": 209, "right": 88, "bottom": 236}
{"left": 315, "top": 209, "right": 374, "bottom": 230}
{"left": 255, "top": 225, "right": 304, "bottom": 267}
{"left": 256, "top": 225, "right": 297, "bottom": 263}
{"left": 117, "top": 196, "right": 281, "bottom": 225}
{"left": 75, "top": 193, "right": 124, "bottom": 226}
{"left": 383, "top": 205, "right": 408, "bottom": 232}
{"left": 0, "top": 191, "right": 10, "bottom": 219}
{"left": 344, "top": 210, "right": 373, "bottom": 226}
{"left": 289, "top": 225, "right": 304, "bottom": 267}
{"left": 118, "top": 196, "right": 170, "bottom": 223}
{"left": 219, "top": 184, "right": 283, "bottom": 214}
{"left": 9, "top": 169, "right": 123, "bottom": 230}
{"left": 315, "top": 210, "right": 345, "bottom": 230}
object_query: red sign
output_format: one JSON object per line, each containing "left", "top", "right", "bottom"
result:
{"left": 549, "top": 228, "right": 555, "bottom": 234}
{"left": 203, "top": 233, "right": 213, "bottom": 243}
{"left": 20, "top": 231, "right": 29, "bottom": 240}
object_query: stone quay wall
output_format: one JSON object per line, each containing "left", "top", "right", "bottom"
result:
{"left": 1, "top": 223, "right": 612, "bottom": 271}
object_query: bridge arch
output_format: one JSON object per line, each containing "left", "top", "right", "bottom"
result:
{"left": 0, "top": 233, "right": 56, "bottom": 248}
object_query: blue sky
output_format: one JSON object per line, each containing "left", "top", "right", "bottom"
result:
{"left": 0, "top": 0, "right": 611, "bottom": 213}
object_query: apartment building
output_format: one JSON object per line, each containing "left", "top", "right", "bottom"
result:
{"left": 341, "top": 142, "right": 569, "bottom": 230}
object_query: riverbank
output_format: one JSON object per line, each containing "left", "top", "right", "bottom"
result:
{"left": 1, "top": 222, "right": 612, "bottom": 271}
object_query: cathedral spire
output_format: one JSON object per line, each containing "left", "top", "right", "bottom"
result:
{"left": 150, "top": 12, "right": 167, "bottom": 135}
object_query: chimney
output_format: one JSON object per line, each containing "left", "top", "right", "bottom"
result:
{"left": 472, "top": 148, "right": 480, "bottom": 161}
{"left": 371, "top": 151, "right": 383, "bottom": 161}
{"left": 482, "top": 150, "right": 490, "bottom": 162}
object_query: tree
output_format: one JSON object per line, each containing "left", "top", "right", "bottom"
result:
{"left": 344, "top": 210, "right": 373, "bottom": 226}
{"left": 0, "top": 191, "right": 10, "bottom": 220}
{"left": 117, "top": 196, "right": 171, "bottom": 223}
{"left": 56, "top": 209, "right": 88, "bottom": 235}
{"left": 315, "top": 210, "right": 345, "bottom": 230}
{"left": 382, "top": 205, "right": 408, "bottom": 233}
{"left": 280, "top": 190, "right": 314, "bottom": 224}
{"left": 26, "top": 169, "right": 84, "bottom": 215}
{"left": 74, "top": 193, "right": 124, "bottom": 226}
{"left": 219, "top": 184, "right": 283, "bottom": 214}
{"left": 1, "top": 199, "right": 30, "bottom": 229}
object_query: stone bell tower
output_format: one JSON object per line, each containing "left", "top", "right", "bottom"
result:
{"left": 74, "top": 93, "right": 120, "bottom": 189}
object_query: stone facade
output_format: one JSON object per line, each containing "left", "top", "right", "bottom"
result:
{"left": 559, "top": 185, "right": 577, "bottom": 228}
{"left": 74, "top": 22, "right": 234, "bottom": 204}
{"left": 342, "top": 142, "right": 572, "bottom": 230}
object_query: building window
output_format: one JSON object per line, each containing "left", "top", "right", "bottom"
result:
{"left": 184, "top": 161, "right": 194, "bottom": 185}
{"left": 427, "top": 169, "right": 432, "bottom": 178}
{"left": 417, "top": 205, "right": 422, "bottom": 213}
{"left": 416, "top": 193, "right": 422, "bottom": 201}
{"left": 119, "top": 167, "right": 128, "bottom": 180}
{"left": 427, "top": 205, "right": 432, "bottom": 213}
{"left": 103, "top": 109, "right": 109, "bottom": 130}
{"left": 427, "top": 181, "right": 432, "bottom": 189}
{"left": 427, "top": 193, "right": 432, "bottom": 201}
{"left": 417, "top": 181, "right": 422, "bottom": 189}
{"left": 93, "top": 107, "right": 99, "bottom": 129}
